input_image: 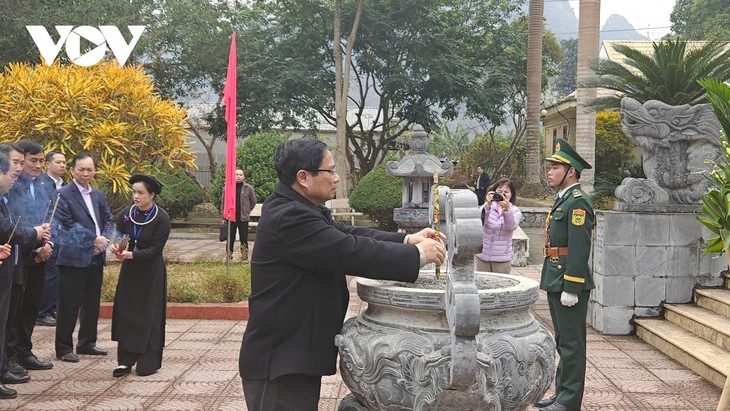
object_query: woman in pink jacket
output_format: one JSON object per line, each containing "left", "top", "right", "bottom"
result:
{"left": 474, "top": 178, "right": 522, "bottom": 274}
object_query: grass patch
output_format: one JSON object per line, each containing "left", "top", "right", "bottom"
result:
{"left": 102, "top": 262, "right": 251, "bottom": 303}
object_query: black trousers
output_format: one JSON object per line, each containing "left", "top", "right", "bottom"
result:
{"left": 242, "top": 374, "right": 321, "bottom": 411}
{"left": 7, "top": 263, "right": 46, "bottom": 360}
{"left": 0, "top": 265, "right": 15, "bottom": 373}
{"left": 227, "top": 220, "right": 250, "bottom": 253}
{"left": 38, "top": 261, "right": 59, "bottom": 318}
{"left": 55, "top": 262, "right": 103, "bottom": 355}
{"left": 476, "top": 189, "right": 486, "bottom": 206}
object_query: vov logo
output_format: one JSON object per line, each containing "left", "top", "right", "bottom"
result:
{"left": 26, "top": 25, "right": 146, "bottom": 67}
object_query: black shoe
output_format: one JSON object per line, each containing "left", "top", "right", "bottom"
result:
{"left": 76, "top": 345, "right": 107, "bottom": 356}
{"left": 535, "top": 393, "right": 557, "bottom": 408}
{"left": 0, "top": 371, "right": 29, "bottom": 384}
{"left": 5, "top": 360, "right": 27, "bottom": 376}
{"left": 0, "top": 383, "right": 16, "bottom": 399}
{"left": 112, "top": 365, "right": 132, "bottom": 377}
{"left": 136, "top": 368, "right": 158, "bottom": 377}
{"left": 18, "top": 354, "right": 53, "bottom": 370}
{"left": 57, "top": 352, "right": 79, "bottom": 363}
{"left": 36, "top": 315, "right": 56, "bottom": 327}
{"left": 540, "top": 402, "right": 573, "bottom": 411}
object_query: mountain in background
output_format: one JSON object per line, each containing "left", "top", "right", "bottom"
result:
{"left": 601, "top": 14, "right": 649, "bottom": 41}
{"left": 542, "top": 2, "right": 647, "bottom": 41}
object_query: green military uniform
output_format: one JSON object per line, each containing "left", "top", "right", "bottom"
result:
{"left": 540, "top": 139, "right": 595, "bottom": 411}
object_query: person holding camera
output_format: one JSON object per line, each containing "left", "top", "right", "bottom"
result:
{"left": 474, "top": 178, "right": 522, "bottom": 274}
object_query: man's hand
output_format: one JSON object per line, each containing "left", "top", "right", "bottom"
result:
{"left": 407, "top": 228, "right": 446, "bottom": 245}
{"left": 560, "top": 291, "right": 579, "bottom": 307}
{"left": 0, "top": 244, "right": 11, "bottom": 260}
{"left": 416, "top": 238, "right": 447, "bottom": 267}
{"left": 114, "top": 250, "right": 133, "bottom": 261}
{"left": 94, "top": 236, "right": 110, "bottom": 254}
{"left": 34, "top": 223, "right": 51, "bottom": 241}
{"left": 35, "top": 243, "right": 52, "bottom": 262}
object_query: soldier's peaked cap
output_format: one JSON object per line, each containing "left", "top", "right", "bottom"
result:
{"left": 544, "top": 138, "right": 592, "bottom": 172}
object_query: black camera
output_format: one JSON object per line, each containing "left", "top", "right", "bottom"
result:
{"left": 492, "top": 191, "right": 503, "bottom": 201}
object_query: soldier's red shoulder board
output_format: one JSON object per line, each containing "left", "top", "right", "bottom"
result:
{"left": 572, "top": 189, "right": 582, "bottom": 198}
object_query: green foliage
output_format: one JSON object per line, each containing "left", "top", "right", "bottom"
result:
{"left": 552, "top": 38, "right": 578, "bottom": 97}
{"left": 457, "top": 133, "right": 527, "bottom": 185}
{"left": 671, "top": 0, "right": 730, "bottom": 42}
{"left": 102, "top": 262, "right": 251, "bottom": 303}
{"left": 210, "top": 131, "right": 290, "bottom": 208}
{"left": 156, "top": 171, "right": 207, "bottom": 220}
{"left": 697, "top": 79, "right": 730, "bottom": 253}
{"left": 349, "top": 162, "right": 402, "bottom": 231}
{"left": 427, "top": 124, "right": 472, "bottom": 161}
{"left": 583, "top": 39, "right": 730, "bottom": 110}
{"left": 594, "top": 111, "right": 635, "bottom": 176}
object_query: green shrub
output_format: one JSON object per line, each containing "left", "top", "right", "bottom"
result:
{"left": 349, "top": 162, "right": 402, "bottom": 231}
{"left": 210, "top": 131, "right": 290, "bottom": 208}
{"left": 156, "top": 170, "right": 207, "bottom": 220}
{"left": 102, "top": 262, "right": 251, "bottom": 303}
{"left": 595, "top": 111, "right": 635, "bottom": 177}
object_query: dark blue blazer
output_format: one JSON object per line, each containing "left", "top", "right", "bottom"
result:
{"left": 54, "top": 181, "right": 114, "bottom": 268}
{"left": 39, "top": 173, "right": 64, "bottom": 202}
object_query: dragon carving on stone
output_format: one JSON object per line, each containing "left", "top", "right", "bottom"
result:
{"left": 620, "top": 97, "right": 722, "bottom": 205}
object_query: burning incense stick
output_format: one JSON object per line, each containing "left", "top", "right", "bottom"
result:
{"left": 433, "top": 170, "right": 441, "bottom": 279}
{"left": 7, "top": 215, "right": 21, "bottom": 244}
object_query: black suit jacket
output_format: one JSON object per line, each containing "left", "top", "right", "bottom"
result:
{"left": 54, "top": 181, "right": 114, "bottom": 268}
{"left": 476, "top": 172, "right": 491, "bottom": 191}
{"left": 0, "top": 200, "right": 37, "bottom": 285}
{"left": 239, "top": 183, "right": 420, "bottom": 380}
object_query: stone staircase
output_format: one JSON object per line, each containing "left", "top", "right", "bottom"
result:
{"left": 635, "top": 272, "right": 730, "bottom": 389}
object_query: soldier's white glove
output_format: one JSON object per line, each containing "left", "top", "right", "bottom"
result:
{"left": 560, "top": 291, "right": 579, "bottom": 307}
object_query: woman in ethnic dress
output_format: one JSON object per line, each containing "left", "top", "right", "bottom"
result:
{"left": 110, "top": 174, "right": 170, "bottom": 377}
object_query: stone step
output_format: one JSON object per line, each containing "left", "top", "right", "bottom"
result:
{"left": 695, "top": 288, "right": 730, "bottom": 317}
{"left": 664, "top": 304, "right": 730, "bottom": 351}
{"left": 635, "top": 318, "right": 730, "bottom": 389}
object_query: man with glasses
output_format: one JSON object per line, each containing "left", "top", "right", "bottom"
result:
{"left": 239, "top": 137, "right": 447, "bottom": 410}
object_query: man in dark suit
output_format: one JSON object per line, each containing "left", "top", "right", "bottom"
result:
{"left": 475, "top": 165, "right": 490, "bottom": 206}
{"left": 36, "top": 150, "right": 66, "bottom": 327}
{"left": 53, "top": 152, "right": 114, "bottom": 363}
{"left": 239, "top": 138, "right": 447, "bottom": 410}
{"left": 5, "top": 140, "right": 55, "bottom": 376}
{"left": 0, "top": 152, "right": 49, "bottom": 398}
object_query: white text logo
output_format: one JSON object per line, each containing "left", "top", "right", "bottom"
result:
{"left": 26, "top": 25, "right": 146, "bottom": 67}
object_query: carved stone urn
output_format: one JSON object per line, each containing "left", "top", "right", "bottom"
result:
{"left": 336, "top": 271, "right": 554, "bottom": 411}
{"left": 335, "top": 184, "right": 554, "bottom": 411}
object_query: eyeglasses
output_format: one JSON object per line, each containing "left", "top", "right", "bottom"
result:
{"left": 306, "top": 169, "right": 338, "bottom": 175}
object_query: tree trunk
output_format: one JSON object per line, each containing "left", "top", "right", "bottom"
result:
{"left": 575, "top": 0, "right": 600, "bottom": 192}
{"left": 334, "top": 0, "right": 364, "bottom": 198}
{"left": 524, "top": 0, "right": 544, "bottom": 185}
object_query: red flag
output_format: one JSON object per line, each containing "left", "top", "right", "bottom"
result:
{"left": 222, "top": 33, "right": 237, "bottom": 222}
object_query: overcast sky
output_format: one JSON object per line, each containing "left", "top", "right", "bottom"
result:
{"left": 567, "top": 0, "right": 677, "bottom": 39}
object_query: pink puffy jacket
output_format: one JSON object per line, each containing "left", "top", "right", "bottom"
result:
{"left": 474, "top": 202, "right": 523, "bottom": 263}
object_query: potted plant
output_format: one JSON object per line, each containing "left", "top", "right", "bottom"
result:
{"left": 697, "top": 79, "right": 730, "bottom": 261}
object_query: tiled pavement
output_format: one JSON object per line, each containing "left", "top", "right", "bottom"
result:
{"left": 6, "top": 236, "right": 724, "bottom": 410}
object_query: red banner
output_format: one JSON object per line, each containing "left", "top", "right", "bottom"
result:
{"left": 222, "top": 33, "right": 237, "bottom": 222}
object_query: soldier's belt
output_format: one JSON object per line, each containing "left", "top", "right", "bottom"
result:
{"left": 544, "top": 247, "right": 569, "bottom": 258}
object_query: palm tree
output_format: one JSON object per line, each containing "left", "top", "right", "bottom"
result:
{"left": 583, "top": 39, "right": 730, "bottom": 111}
{"left": 575, "top": 0, "right": 601, "bottom": 192}
{"left": 524, "top": 0, "right": 544, "bottom": 186}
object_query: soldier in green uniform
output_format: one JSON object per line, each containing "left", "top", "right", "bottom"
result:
{"left": 534, "top": 138, "right": 595, "bottom": 411}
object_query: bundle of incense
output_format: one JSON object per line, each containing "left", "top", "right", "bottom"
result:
{"left": 433, "top": 170, "right": 441, "bottom": 279}
{"left": 114, "top": 234, "right": 130, "bottom": 252}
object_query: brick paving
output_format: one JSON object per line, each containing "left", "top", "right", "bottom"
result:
{"left": 4, "top": 237, "right": 723, "bottom": 410}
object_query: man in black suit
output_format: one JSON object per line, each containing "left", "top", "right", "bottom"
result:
{"left": 53, "top": 152, "right": 114, "bottom": 363}
{"left": 5, "top": 140, "right": 55, "bottom": 376}
{"left": 0, "top": 152, "right": 50, "bottom": 398}
{"left": 0, "top": 148, "right": 50, "bottom": 394}
{"left": 239, "top": 138, "right": 447, "bottom": 410}
{"left": 475, "top": 165, "right": 491, "bottom": 206}
{"left": 36, "top": 150, "right": 66, "bottom": 327}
